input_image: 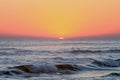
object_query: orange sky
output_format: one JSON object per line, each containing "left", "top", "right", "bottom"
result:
{"left": 0, "top": 0, "right": 120, "bottom": 38}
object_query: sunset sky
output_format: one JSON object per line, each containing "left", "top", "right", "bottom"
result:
{"left": 0, "top": 0, "right": 120, "bottom": 38}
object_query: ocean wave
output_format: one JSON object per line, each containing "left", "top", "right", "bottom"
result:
{"left": 0, "top": 64, "right": 98, "bottom": 77}
{"left": 65, "top": 49, "right": 120, "bottom": 53}
{"left": 0, "top": 62, "right": 120, "bottom": 78}
{"left": 0, "top": 47, "right": 120, "bottom": 55}
{"left": 92, "top": 59, "right": 120, "bottom": 67}
{"left": 0, "top": 48, "right": 17, "bottom": 50}
{"left": 0, "top": 64, "right": 79, "bottom": 77}
{"left": 53, "top": 57, "right": 95, "bottom": 64}
{"left": 106, "top": 73, "right": 120, "bottom": 76}
{"left": 0, "top": 47, "right": 51, "bottom": 55}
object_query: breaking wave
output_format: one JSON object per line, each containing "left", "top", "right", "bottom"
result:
{"left": 0, "top": 64, "right": 80, "bottom": 77}
{"left": 0, "top": 61, "right": 120, "bottom": 78}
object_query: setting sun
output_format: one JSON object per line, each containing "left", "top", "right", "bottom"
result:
{"left": 59, "top": 37, "right": 64, "bottom": 40}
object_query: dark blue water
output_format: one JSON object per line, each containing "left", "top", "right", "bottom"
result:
{"left": 0, "top": 38, "right": 120, "bottom": 80}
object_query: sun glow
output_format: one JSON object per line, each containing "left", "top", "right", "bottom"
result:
{"left": 0, "top": 0, "right": 120, "bottom": 38}
{"left": 59, "top": 37, "right": 64, "bottom": 40}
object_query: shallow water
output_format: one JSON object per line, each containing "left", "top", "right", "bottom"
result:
{"left": 0, "top": 38, "right": 120, "bottom": 80}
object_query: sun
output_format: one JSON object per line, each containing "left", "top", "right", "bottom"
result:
{"left": 59, "top": 37, "right": 64, "bottom": 40}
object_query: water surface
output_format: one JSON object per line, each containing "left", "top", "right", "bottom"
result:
{"left": 0, "top": 38, "right": 120, "bottom": 80}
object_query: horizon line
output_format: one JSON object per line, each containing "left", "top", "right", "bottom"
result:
{"left": 0, "top": 34, "right": 120, "bottom": 40}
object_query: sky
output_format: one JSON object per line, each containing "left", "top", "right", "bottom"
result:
{"left": 0, "top": 0, "right": 120, "bottom": 38}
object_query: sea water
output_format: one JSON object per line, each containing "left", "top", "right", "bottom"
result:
{"left": 0, "top": 38, "right": 120, "bottom": 80}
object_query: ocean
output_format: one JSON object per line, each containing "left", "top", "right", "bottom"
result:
{"left": 0, "top": 38, "right": 120, "bottom": 80}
